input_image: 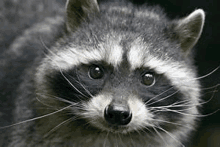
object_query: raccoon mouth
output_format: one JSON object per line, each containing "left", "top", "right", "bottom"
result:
{"left": 90, "top": 117, "right": 131, "bottom": 134}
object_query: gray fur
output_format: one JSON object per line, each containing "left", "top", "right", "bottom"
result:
{"left": 0, "top": 0, "right": 204, "bottom": 146}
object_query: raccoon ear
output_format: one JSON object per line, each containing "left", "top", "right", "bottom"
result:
{"left": 66, "top": 0, "right": 99, "bottom": 32}
{"left": 173, "top": 9, "right": 205, "bottom": 54}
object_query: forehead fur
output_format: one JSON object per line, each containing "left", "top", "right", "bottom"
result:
{"left": 49, "top": 35, "right": 124, "bottom": 70}
{"left": 48, "top": 0, "right": 175, "bottom": 71}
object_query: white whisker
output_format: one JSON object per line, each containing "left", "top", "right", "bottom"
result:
{"left": 151, "top": 85, "right": 218, "bottom": 111}
{"left": 171, "top": 66, "right": 219, "bottom": 81}
{"left": 149, "top": 99, "right": 191, "bottom": 110}
{"left": 0, "top": 105, "right": 73, "bottom": 129}
{"left": 195, "top": 66, "right": 219, "bottom": 80}
{"left": 133, "top": 127, "right": 142, "bottom": 136}
{"left": 43, "top": 117, "right": 75, "bottom": 138}
{"left": 155, "top": 107, "right": 219, "bottom": 117}
{"left": 147, "top": 90, "right": 179, "bottom": 106}
{"left": 154, "top": 125, "right": 185, "bottom": 147}
{"left": 152, "top": 126, "right": 169, "bottom": 146}
{"left": 201, "top": 83, "right": 220, "bottom": 90}
{"left": 36, "top": 92, "right": 78, "bottom": 105}
{"left": 103, "top": 131, "right": 109, "bottom": 147}
{"left": 76, "top": 74, "right": 94, "bottom": 98}
{"left": 128, "top": 132, "right": 135, "bottom": 147}
{"left": 117, "top": 132, "right": 123, "bottom": 146}
{"left": 150, "top": 118, "right": 191, "bottom": 129}
{"left": 140, "top": 125, "right": 155, "bottom": 137}
{"left": 115, "top": 133, "right": 119, "bottom": 147}
{"left": 59, "top": 69, "right": 89, "bottom": 99}
{"left": 36, "top": 96, "right": 56, "bottom": 108}
{"left": 144, "top": 87, "right": 174, "bottom": 105}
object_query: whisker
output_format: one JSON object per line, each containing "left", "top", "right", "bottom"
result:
{"left": 195, "top": 66, "right": 219, "bottom": 80}
{"left": 60, "top": 69, "right": 89, "bottom": 99}
{"left": 149, "top": 99, "right": 191, "bottom": 110}
{"left": 39, "top": 36, "right": 51, "bottom": 54}
{"left": 201, "top": 83, "right": 220, "bottom": 91}
{"left": 117, "top": 132, "right": 123, "bottom": 146}
{"left": 36, "top": 96, "right": 56, "bottom": 108}
{"left": 140, "top": 125, "right": 154, "bottom": 136}
{"left": 152, "top": 126, "right": 169, "bottom": 146}
{"left": 171, "top": 83, "right": 220, "bottom": 92}
{"left": 155, "top": 107, "right": 219, "bottom": 117}
{"left": 151, "top": 85, "right": 218, "bottom": 111}
{"left": 133, "top": 127, "right": 142, "bottom": 136}
{"left": 103, "top": 131, "right": 109, "bottom": 147}
{"left": 115, "top": 132, "right": 119, "bottom": 147}
{"left": 36, "top": 92, "right": 80, "bottom": 105}
{"left": 147, "top": 90, "right": 179, "bottom": 106}
{"left": 171, "top": 90, "right": 218, "bottom": 109}
{"left": 200, "top": 85, "right": 219, "bottom": 104}
{"left": 79, "top": 116, "right": 99, "bottom": 129}
{"left": 172, "top": 66, "right": 219, "bottom": 81}
{"left": 128, "top": 132, "right": 135, "bottom": 147}
{"left": 74, "top": 74, "right": 94, "bottom": 98}
{"left": 144, "top": 87, "right": 174, "bottom": 105}
{"left": 0, "top": 105, "right": 73, "bottom": 129}
{"left": 169, "top": 99, "right": 192, "bottom": 106}
{"left": 149, "top": 118, "right": 191, "bottom": 129}
{"left": 43, "top": 116, "right": 75, "bottom": 138}
{"left": 154, "top": 125, "right": 185, "bottom": 147}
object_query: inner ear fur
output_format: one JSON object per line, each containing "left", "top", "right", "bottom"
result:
{"left": 66, "top": 0, "right": 99, "bottom": 32}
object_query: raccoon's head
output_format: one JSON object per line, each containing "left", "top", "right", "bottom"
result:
{"left": 36, "top": 0, "right": 205, "bottom": 145}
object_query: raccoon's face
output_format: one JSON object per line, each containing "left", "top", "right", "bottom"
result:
{"left": 36, "top": 34, "right": 199, "bottom": 136}
{"left": 35, "top": 0, "right": 204, "bottom": 145}
{"left": 42, "top": 38, "right": 195, "bottom": 125}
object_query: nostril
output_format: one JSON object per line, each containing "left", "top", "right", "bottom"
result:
{"left": 104, "top": 104, "right": 132, "bottom": 126}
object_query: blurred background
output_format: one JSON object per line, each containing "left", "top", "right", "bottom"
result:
{"left": 0, "top": 0, "right": 219, "bottom": 146}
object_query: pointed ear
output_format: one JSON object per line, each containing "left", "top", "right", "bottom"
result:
{"left": 66, "top": 0, "right": 99, "bottom": 32}
{"left": 173, "top": 9, "right": 205, "bottom": 54}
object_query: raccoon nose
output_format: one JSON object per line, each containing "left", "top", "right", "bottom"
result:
{"left": 104, "top": 104, "right": 132, "bottom": 126}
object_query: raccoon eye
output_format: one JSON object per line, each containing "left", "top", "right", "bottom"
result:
{"left": 141, "top": 72, "right": 155, "bottom": 86}
{"left": 89, "top": 65, "right": 104, "bottom": 79}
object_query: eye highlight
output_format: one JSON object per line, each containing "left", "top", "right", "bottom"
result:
{"left": 88, "top": 65, "right": 104, "bottom": 79}
{"left": 141, "top": 72, "right": 155, "bottom": 86}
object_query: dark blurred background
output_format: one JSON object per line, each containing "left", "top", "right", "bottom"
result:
{"left": 0, "top": 0, "right": 219, "bottom": 146}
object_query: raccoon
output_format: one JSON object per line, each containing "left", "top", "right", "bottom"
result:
{"left": 0, "top": 0, "right": 205, "bottom": 146}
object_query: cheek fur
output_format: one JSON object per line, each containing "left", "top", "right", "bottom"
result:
{"left": 80, "top": 94, "right": 112, "bottom": 123}
{"left": 127, "top": 97, "right": 154, "bottom": 128}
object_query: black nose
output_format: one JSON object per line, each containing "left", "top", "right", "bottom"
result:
{"left": 104, "top": 104, "right": 132, "bottom": 126}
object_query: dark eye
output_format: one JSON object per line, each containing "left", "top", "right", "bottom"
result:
{"left": 141, "top": 72, "right": 155, "bottom": 86}
{"left": 89, "top": 65, "right": 104, "bottom": 79}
